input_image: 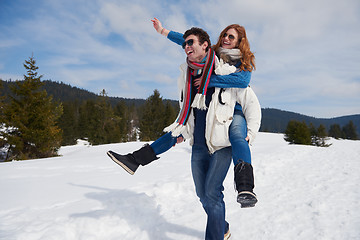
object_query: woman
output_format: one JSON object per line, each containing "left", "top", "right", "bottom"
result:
{"left": 107, "top": 19, "right": 260, "bottom": 209}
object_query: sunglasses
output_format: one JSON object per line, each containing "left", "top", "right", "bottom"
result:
{"left": 182, "top": 39, "right": 194, "bottom": 49}
{"left": 223, "top": 33, "right": 235, "bottom": 40}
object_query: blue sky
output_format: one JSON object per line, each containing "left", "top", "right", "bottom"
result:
{"left": 1, "top": 0, "right": 359, "bottom": 118}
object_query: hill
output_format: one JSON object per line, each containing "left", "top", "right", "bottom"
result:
{"left": 1, "top": 80, "right": 359, "bottom": 136}
{"left": 42, "top": 80, "right": 149, "bottom": 108}
{"left": 0, "top": 80, "right": 147, "bottom": 108}
{"left": 260, "top": 108, "right": 360, "bottom": 136}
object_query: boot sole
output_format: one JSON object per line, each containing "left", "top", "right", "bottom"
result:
{"left": 237, "top": 191, "right": 258, "bottom": 208}
{"left": 107, "top": 151, "right": 135, "bottom": 175}
{"left": 239, "top": 202, "right": 256, "bottom": 208}
{"left": 224, "top": 231, "right": 231, "bottom": 240}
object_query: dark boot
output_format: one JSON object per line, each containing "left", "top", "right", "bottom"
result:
{"left": 234, "top": 161, "right": 258, "bottom": 208}
{"left": 107, "top": 144, "right": 158, "bottom": 175}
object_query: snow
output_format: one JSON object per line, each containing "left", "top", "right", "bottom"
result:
{"left": 0, "top": 133, "right": 359, "bottom": 240}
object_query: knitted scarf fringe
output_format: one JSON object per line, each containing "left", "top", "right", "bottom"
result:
{"left": 191, "top": 94, "right": 207, "bottom": 110}
{"left": 163, "top": 122, "right": 186, "bottom": 137}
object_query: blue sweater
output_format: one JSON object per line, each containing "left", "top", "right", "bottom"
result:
{"left": 168, "top": 31, "right": 251, "bottom": 111}
{"left": 168, "top": 31, "right": 251, "bottom": 88}
{"left": 191, "top": 75, "right": 215, "bottom": 147}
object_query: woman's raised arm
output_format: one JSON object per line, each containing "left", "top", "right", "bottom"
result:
{"left": 151, "top": 18, "right": 184, "bottom": 46}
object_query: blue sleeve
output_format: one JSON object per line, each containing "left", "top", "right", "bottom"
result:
{"left": 167, "top": 31, "right": 184, "bottom": 46}
{"left": 208, "top": 70, "right": 251, "bottom": 88}
{"left": 167, "top": 31, "right": 250, "bottom": 89}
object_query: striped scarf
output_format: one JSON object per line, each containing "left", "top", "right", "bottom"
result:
{"left": 164, "top": 48, "right": 216, "bottom": 137}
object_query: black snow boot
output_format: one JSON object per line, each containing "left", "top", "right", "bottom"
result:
{"left": 234, "top": 161, "right": 258, "bottom": 208}
{"left": 107, "top": 144, "right": 159, "bottom": 175}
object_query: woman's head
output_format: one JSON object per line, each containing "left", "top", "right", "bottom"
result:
{"left": 213, "top": 24, "right": 256, "bottom": 71}
{"left": 220, "top": 27, "right": 240, "bottom": 50}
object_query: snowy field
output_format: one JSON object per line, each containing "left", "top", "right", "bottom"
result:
{"left": 0, "top": 133, "right": 359, "bottom": 240}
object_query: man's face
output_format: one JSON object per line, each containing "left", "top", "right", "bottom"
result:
{"left": 183, "top": 34, "right": 208, "bottom": 62}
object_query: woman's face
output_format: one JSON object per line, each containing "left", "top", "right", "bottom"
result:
{"left": 221, "top": 28, "right": 239, "bottom": 49}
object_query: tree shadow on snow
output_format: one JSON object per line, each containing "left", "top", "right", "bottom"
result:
{"left": 69, "top": 183, "right": 203, "bottom": 240}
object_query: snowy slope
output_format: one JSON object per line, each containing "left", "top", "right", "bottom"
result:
{"left": 0, "top": 133, "right": 359, "bottom": 240}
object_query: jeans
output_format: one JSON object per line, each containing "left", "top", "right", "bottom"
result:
{"left": 191, "top": 145, "right": 232, "bottom": 240}
{"left": 151, "top": 111, "right": 251, "bottom": 165}
{"left": 151, "top": 110, "right": 251, "bottom": 166}
{"left": 150, "top": 132, "right": 178, "bottom": 155}
{"left": 229, "top": 110, "right": 251, "bottom": 164}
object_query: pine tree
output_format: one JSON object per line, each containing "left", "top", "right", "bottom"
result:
{"left": 139, "top": 89, "right": 166, "bottom": 141}
{"left": 329, "top": 124, "right": 344, "bottom": 139}
{"left": 97, "top": 89, "right": 122, "bottom": 144}
{"left": 0, "top": 80, "right": 5, "bottom": 124}
{"left": 78, "top": 90, "right": 123, "bottom": 145}
{"left": 114, "top": 100, "right": 130, "bottom": 142}
{"left": 127, "top": 104, "right": 139, "bottom": 141}
{"left": 3, "top": 56, "right": 63, "bottom": 160}
{"left": 0, "top": 80, "right": 7, "bottom": 154}
{"left": 285, "top": 121, "right": 330, "bottom": 147}
{"left": 284, "top": 120, "right": 311, "bottom": 145}
{"left": 163, "top": 101, "right": 177, "bottom": 127}
{"left": 58, "top": 100, "right": 80, "bottom": 145}
{"left": 309, "top": 123, "right": 318, "bottom": 145}
{"left": 316, "top": 124, "right": 331, "bottom": 147}
{"left": 342, "top": 121, "right": 358, "bottom": 140}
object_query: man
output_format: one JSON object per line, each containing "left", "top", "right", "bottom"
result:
{"left": 167, "top": 27, "right": 233, "bottom": 240}
{"left": 108, "top": 27, "right": 234, "bottom": 239}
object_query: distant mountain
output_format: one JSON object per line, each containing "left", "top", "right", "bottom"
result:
{"left": 41, "top": 80, "right": 148, "bottom": 108}
{"left": 260, "top": 108, "right": 360, "bottom": 136}
{"left": 1, "top": 80, "right": 148, "bottom": 108}
{"left": 1, "top": 80, "right": 359, "bottom": 137}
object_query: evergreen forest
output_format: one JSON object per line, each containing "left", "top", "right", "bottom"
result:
{"left": 0, "top": 56, "right": 358, "bottom": 161}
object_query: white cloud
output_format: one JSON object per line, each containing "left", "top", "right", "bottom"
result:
{"left": 1, "top": 0, "right": 359, "bottom": 117}
{"left": 0, "top": 73, "right": 23, "bottom": 81}
{"left": 55, "top": 68, "right": 118, "bottom": 87}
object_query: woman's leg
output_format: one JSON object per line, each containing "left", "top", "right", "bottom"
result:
{"left": 228, "top": 110, "right": 257, "bottom": 207}
{"left": 229, "top": 110, "right": 251, "bottom": 165}
{"left": 107, "top": 132, "right": 179, "bottom": 175}
{"left": 150, "top": 132, "right": 179, "bottom": 155}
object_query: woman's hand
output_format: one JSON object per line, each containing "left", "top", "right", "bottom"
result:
{"left": 176, "top": 136, "right": 184, "bottom": 144}
{"left": 151, "top": 17, "right": 163, "bottom": 34}
{"left": 151, "top": 17, "right": 169, "bottom": 36}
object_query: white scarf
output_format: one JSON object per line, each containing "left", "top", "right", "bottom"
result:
{"left": 217, "top": 47, "right": 241, "bottom": 65}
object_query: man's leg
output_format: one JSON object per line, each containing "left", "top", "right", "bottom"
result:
{"left": 191, "top": 145, "right": 210, "bottom": 206}
{"left": 203, "top": 146, "right": 232, "bottom": 240}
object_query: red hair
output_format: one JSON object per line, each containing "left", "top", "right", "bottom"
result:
{"left": 213, "top": 24, "right": 256, "bottom": 72}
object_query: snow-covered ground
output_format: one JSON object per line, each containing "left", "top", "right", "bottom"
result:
{"left": 0, "top": 133, "right": 359, "bottom": 240}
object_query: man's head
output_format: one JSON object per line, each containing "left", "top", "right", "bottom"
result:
{"left": 182, "top": 27, "right": 211, "bottom": 62}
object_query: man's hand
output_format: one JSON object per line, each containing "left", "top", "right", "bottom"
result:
{"left": 193, "top": 78, "right": 201, "bottom": 87}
